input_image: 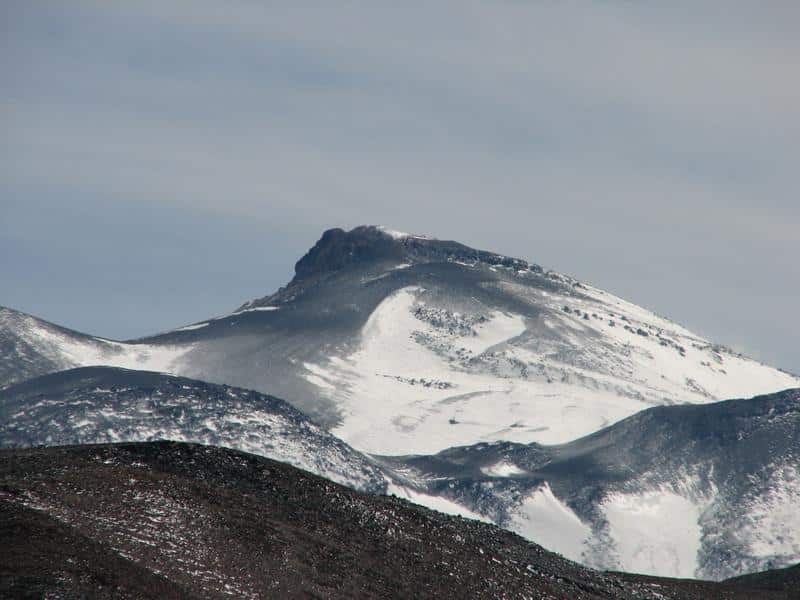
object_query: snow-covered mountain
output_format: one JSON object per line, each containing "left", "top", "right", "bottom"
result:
{"left": 2, "top": 225, "right": 798, "bottom": 580}
{"left": 0, "top": 366, "right": 387, "bottom": 492}
{"left": 2, "top": 226, "right": 796, "bottom": 455}
{"left": 381, "top": 388, "right": 800, "bottom": 580}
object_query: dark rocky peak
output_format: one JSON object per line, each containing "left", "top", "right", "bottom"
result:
{"left": 293, "top": 226, "right": 407, "bottom": 280}
{"left": 293, "top": 225, "right": 543, "bottom": 283}
{"left": 238, "top": 225, "right": 554, "bottom": 310}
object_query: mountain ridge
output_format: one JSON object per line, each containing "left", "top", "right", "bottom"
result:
{"left": 0, "top": 366, "right": 389, "bottom": 493}
{"left": 238, "top": 225, "right": 564, "bottom": 312}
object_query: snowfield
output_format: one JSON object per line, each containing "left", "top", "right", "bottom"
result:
{"left": 302, "top": 285, "right": 798, "bottom": 455}
{"left": 600, "top": 486, "right": 705, "bottom": 578}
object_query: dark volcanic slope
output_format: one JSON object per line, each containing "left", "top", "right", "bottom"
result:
{"left": 2, "top": 501, "right": 190, "bottom": 599}
{"left": 723, "top": 564, "right": 800, "bottom": 595}
{"left": 0, "top": 366, "right": 388, "bottom": 492}
{"left": 1, "top": 442, "right": 794, "bottom": 600}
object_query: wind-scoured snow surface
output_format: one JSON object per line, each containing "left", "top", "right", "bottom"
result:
{"left": 302, "top": 278, "right": 797, "bottom": 454}
{"left": 0, "top": 367, "right": 387, "bottom": 492}
{"left": 0, "top": 307, "right": 191, "bottom": 388}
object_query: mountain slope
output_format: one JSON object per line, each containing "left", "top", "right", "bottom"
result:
{"left": 383, "top": 388, "right": 800, "bottom": 580}
{"left": 2, "top": 226, "right": 796, "bottom": 455}
{"left": 0, "top": 306, "right": 189, "bottom": 389}
{"left": 0, "top": 366, "right": 387, "bottom": 492}
{"left": 2, "top": 441, "right": 796, "bottom": 599}
{"left": 4, "top": 365, "right": 796, "bottom": 581}
{"left": 153, "top": 225, "right": 800, "bottom": 453}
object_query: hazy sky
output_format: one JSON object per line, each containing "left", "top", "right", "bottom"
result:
{"left": 2, "top": 1, "right": 798, "bottom": 373}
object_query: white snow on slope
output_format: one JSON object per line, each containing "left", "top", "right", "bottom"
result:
{"left": 481, "top": 461, "right": 527, "bottom": 477}
{"left": 303, "top": 361, "right": 338, "bottom": 391}
{"left": 8, "top": 311, "right": 191, "bottom": 376}
{"left": 308, "top": 287, "right": 563, "bottom": 454}
{"left": 458, "top": 310, "right": 526, "bottom": 355}
{"left": 3, "top": 384, "right": 384, "bottom": 492}
{"left": 507, "top": 483, "right": 591, "bottom": 562}
{"left": 303, "top": 284, "right": 798, "bottom": 455}
{"left": 378, "top": 227, "right": 411, "bottom": 239}
{"left": 386, "top": 483, "right": 489, "bottom": 522}
{"left": 600, "top": 486, "right": 705, "bottom": 578}
{"left": 566, "top": 284, "right": 798, "bottom": 402}
{"left": 232, "top": 305, "right": 280, "bottom": 315}
{"left": 165, "top": 305, "right": 280, "bottom": 333}
{"left": 737, "top": 463, "right": 800, "bottom": 563}
{"left": 376, "top": 226, "right": 432, "bottom": 240}
{"left": 173, "top": 322, "right": 210, "bottom": 332}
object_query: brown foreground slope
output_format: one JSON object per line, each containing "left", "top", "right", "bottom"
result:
{"left": 1, "top": 442, "right": 796, "bottom": 599}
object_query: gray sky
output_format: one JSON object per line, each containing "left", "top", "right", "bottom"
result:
{"left": 2, "top": 1, "right": 798, "bottom": 373}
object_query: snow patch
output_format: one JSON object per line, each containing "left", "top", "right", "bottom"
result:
{"left": 377, "top": 226, "right": 411, "bottom": 239}
{"left": 739, "top": 464, "right": 800, "bottom": 561}
{"left": 508, "top": 483, "right": 591, "bottom": 562}
{"left": 601, "top": 487, "right": 704, "bottom": 578}
{"left": 376, "top": 226, "right": 432, "bottom": 240}
{"left": 481, "top": 461, "right": 527, "bottom": 477}
{"left": 173, "top": 322, "right": 209, "bottom": 332}
{"left": 232, "top": 306, "right": 280, "bottom": 315}
{"left": 387, "top": 484, "right": 489, "bottom": 522}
